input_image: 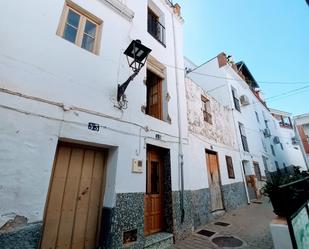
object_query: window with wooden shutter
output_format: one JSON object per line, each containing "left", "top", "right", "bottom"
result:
{"left": 201, "top": 95, "right": 212, "bottom": 124}
{"left": 146, "top": 69, "right": 162, "bottom": 120}
{"left": 225, "top": 156, "right": 235, "bottom": 179}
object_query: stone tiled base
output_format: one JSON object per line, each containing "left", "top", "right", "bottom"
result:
{"left": 221, "top": 182, "right": 248, "bottom": 211}
{"left": 0, "top": 222, "right": 42, "bottom": 249}
{"left": 101, "top": 193, "right": 145, "bottom": 249}
{"left": 172, "top": 191, "right": 194, "bottom": 241}
{"left": 188, "top": 182, "right": 248, "bottom": 231}
{"left": 145, "top": 232, "right": 173, "bottom": 249}
{"left": 0, "top": 183, "right": 246, "bottom": 249}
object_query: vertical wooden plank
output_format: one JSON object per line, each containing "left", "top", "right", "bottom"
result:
{"left": 71, "top": 150, "right": 95, "bottom": 249}
{"left": 56, "top": 148, "right": 84, "bottom": 249}
{"left": 40, "top": 146, "right": 71, "bottom": 249}
{"left": 85, "top": 151, "right": 105, "bottom": 249}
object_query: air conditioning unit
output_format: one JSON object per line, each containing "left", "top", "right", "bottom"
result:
{"left": 273, "top": 136, "right": 280, "bottom": 144}
{"left": 240, "top": 95, "right": 250, "bottom": 106}
{"left": 263, "top": 128, "right": 271, "bottom": 138}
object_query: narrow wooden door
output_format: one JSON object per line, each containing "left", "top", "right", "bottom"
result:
{"left": 40, "top": 143, "right": 107, "bottom": 249}
{"left": 243, "top": 162, "right": 257, "bottom": 200}
{"left": 144, "top": 147, "right": 164, "bottom": 236}
{"left": 206, "top": 151, "right": 224, "bottom": 212}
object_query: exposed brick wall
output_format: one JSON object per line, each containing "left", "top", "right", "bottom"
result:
{"left": 217, "top": 53, "right": 227, "bottom": 68}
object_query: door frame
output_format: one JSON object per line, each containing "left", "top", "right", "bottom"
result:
{"left": 39, "top": 141, "right": 108, "bottom": 249}
{"left": 205, "top": 149, "right": 225, "bottom": 212}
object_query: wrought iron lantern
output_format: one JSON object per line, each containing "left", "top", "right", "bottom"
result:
{"left": 117, "top": 40, "right": 152, "bottom": 102}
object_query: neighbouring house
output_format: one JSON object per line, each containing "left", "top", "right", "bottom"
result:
{"left": 185, "top": 53, "right": 307, "bottom": 203}
{"left": 0, "top": 0, "right": 190, "bottom": 248}
{"left": 185, "top": 76, "right": 248, "bottom": 229}
{"left": 270, "top": 108, "right": 307, "bottom": 171}
{"left": 294, "top": 113, "right": 309, "bottom": 169}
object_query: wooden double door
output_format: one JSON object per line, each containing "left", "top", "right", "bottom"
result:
{"left": 144, "top": 146, "right": 164, "bottom": 236}
{"left": 206, "top": 151, "right": 224, "bottom": 212}
{"left": 40, "top": 143, "right": 107, "bottom": 249}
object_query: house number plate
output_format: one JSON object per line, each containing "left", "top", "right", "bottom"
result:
{"left": 88, "top": 122, "right": 100, "bottom": 131}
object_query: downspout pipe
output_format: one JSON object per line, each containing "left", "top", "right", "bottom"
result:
{"left": 171, "top": 8, "right": 185, "bottom": 222}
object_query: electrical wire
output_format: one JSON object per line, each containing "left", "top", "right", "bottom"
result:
{"left": 0, "top": 103, "right": 188, "bottom": 145}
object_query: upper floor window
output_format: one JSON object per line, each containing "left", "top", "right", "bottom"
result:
{"left": 232, "top": 88, "right": 241, "bottom": 112}
{"left": 255, "top": 111, "right": 260, "bottom": 123}
{"left": 275, "top": 161, "right": 280, "bottom": 172}
{"left": 239, "top": 122, "right": 249, "bottom": 152}
{"left": 146, "top": 69, "right": 163, "bottom": 120}
{"left": 273, "top": 114, "right": 293, "bottom": 129}
{"left": 271, "top": 144, "right": 276, "bottom": 156}
{"left": 225, "top": 156, "right": 235, "bottom": 179}
{"left": 147, "top": 7, "right": 166, "bottom": 46}
{"left": 57, "top": 1, "right": 102, "bottom": 54}
{"left": 201, "top": 96, "right": 212, "bottom": 124}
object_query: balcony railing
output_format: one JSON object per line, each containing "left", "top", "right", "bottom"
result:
{"left": 148, "top": 14, "right": 166, "bottom": 46}
{"left": 241, "top": 135, "right": 249, "bottom": 152}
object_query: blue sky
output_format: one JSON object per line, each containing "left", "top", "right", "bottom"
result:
{"left": 177, "top": 0, "right": 309, "bottom": 115}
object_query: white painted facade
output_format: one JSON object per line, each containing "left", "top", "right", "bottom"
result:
{"left": 0, "top": 0, "right": 187, "bottom": 227}
{"left": 185, "top": 77, "right": 245, "bottom": 191}
{"left": 294, "top": 113, "right": 309, "bottom": 169}
{"left": 185, "top": 53, "right": 306, "bottom": 189}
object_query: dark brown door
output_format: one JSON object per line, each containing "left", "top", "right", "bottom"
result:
{"left": 144, "top": 146, "right": 164, "bottom": 236}
{"left": 206, "top": 151, "right": 224, "bottom": 212}
{"left": 146, "top": 70, "right": 162, "bottom": 120}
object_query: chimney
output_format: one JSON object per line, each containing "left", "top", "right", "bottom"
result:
{"left": 217, "top": 52, "right": 227, "bottom": 68}
{"left": 173, "top": 3, "right": 181, "bottom": 16}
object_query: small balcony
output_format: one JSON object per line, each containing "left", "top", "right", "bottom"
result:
{"left": 148, "top": 10, "right": 166, "bottom": 46}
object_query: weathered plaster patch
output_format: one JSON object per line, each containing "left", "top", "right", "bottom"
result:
{"left": 185, "top": 78, "right": 236, "bottom": 147}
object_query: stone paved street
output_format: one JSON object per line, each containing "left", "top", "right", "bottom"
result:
{"left": 173, "top": 199, "right": 274, "bottom": 249}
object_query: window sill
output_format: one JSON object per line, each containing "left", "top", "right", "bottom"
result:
{"left": 147, "top": 32, "right": 166, "bottom": 47}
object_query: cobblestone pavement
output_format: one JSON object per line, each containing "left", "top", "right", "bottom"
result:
{"left": 173, "top": 199, "right": 274, "bottom": 249}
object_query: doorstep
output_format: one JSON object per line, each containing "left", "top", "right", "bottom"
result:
{"left": 144, "top": 232, "right": 173, "bottom": 249}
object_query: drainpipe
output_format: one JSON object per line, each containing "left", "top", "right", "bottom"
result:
{"left": 171, "top": 8, "right": 185, "bottom": 222}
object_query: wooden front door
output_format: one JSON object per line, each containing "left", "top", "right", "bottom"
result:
{"left": 243, "top": 162, "right": 257, "bottom": 200}
{"left": 206, "top": 151, "right": 224, "bottom": 212}
{"left": 40, "top": 143, "right": 107, "bottom": 249}
{"left": 144, "top": 146, "right": 164, "bottom": 236}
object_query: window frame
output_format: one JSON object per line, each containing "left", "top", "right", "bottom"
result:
{"left": 239, "top": 122, "right": 249, "bottom": 152}
{"left": 271, "top": 144, "right": 276, "bottom": 156}
{"left": 146, "top": 69, "right": 163, "bottom": 120}
{"left": 232, "top": 88, "right": 241, "bottom": 112}
{"left": 57, "top": 0, "right": 103, "bottom": 54}
{"left": 147, "top": 7, "right": 166, "bottom": 46}
{"left": 225, "top": 155, "right": 235, "bottom": 179}
{"left": 201, "top": 95, "right": 212, "bottom": 124}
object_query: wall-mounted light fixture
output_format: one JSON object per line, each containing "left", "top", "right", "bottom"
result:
{"left": 117, "top": 40, "right": 152, "bottom": 106}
